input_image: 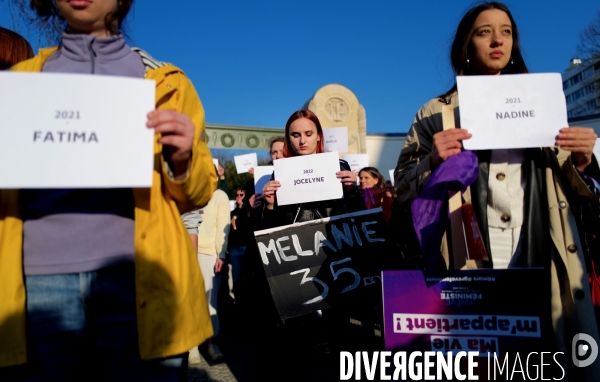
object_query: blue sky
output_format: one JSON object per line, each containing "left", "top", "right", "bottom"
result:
{"left": 1, "top": 0, "right": 599, "bottom": 134}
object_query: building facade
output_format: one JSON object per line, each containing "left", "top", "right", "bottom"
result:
{"left": 562, "top": 55, "right": 600, "bottom": 119}
{"left": 205, "top": 123, "right": 406, "bottom": 181}
{"left": 205, "top": 84, "right": 407, "bottom": 181}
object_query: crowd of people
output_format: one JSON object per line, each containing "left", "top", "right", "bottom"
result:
{"left": 1, "top": 0, "right": 599, "bottom": 381}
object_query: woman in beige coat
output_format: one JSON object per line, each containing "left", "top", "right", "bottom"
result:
{"left": 184, "top": 187, "right": 230, "bottom": 363}
{"left": 395, "top": 2, "right": 600, "bottom": 380}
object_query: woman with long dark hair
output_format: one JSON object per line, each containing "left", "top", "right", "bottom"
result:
{"left": 0, "top": 0, "right": 216, "bottom": 379}
{"left": 395, "top": 2, "right": 599, "bottom": 379}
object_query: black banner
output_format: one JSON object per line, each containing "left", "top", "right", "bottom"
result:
{"left": 254, "top": 208, "right": 387, "bottom": 319}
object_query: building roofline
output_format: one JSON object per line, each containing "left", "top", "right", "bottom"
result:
{"left": 365, "top": 132, "right": 408, "bottom": 137}
{"left": 206, "top": 122, "right": 409, "bottom": 137}
{"left": 568, "top": 113, "right": 600, "bottom": 123}
{"left": 206, "top": 122, "right": 283, "bottom": 133}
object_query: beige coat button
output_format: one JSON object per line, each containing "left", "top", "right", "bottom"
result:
{"left": 500, "top": 213, "right": 511, "bottom": 222}
{"left": 567, "top": 244, "right": 578, "bottom": 253}
{"left": 496, "top": 173, "right": 506, "bottom": 181}
{"left": 558, "top": 201, "right": 567, "bottom": 209}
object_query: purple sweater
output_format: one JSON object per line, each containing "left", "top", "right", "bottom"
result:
{"left": 21, "top": 33, "right": 145, "bottom": 275}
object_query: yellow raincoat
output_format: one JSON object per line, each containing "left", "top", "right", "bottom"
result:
{"left": 0, "top": 47, "right": 217, "bottom": 366}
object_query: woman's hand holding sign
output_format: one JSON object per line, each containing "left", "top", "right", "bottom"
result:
{"left": 337, "top": 170, "right": 358, "bottom": 193}
{"left": 147, "top": 110, "right": 195, "bottom": 180}
{"left": 336, "top": 170, "right": 357, "bottom": 186}
{"left": 250, "top": 193, "right": 264, "bottom": 210}
{"left": 556, "top": 127, "right": 597, "bottom": 171}
{"left": 263, "top": 180, "right": 281, "bottom": 210}
{"left": 431, "top": 129, "right": 472, "bottom": 169}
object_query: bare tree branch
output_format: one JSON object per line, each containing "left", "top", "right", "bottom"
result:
{"left": 577, "top": 8, "right": 600, "bottom": 58}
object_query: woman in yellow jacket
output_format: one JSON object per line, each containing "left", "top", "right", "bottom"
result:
{"left": 0, "top": 0, "right": 216, "bottom": 380}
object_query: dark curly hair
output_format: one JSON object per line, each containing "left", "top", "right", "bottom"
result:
{"left": 29, "top": 0, "right": 134, "bottom": 35}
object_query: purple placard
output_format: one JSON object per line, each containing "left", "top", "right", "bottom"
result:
{"left": 383, "top": 269, "right": 547, "bottom": 355}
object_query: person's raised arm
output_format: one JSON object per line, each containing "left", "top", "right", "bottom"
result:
{"left": 147, "top": 72, "right": 217, "bottom": 213}
{"left": 556, "top": 127, "right": 597, "bottom": 171}
{"left": 262, "top": 180, "right": 281, "bottom": 210}
{"left": 557, "top": 126, "right": 600, "bottom": 198}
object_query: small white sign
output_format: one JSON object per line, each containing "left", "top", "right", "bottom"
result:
{"left": 389, "top": 169, "right": 395, "bottom": 185}
{"left": 212, "top": 158, "right": 219, "bottom": 169}
{"left": 254, "top": 165, "right": 274, "bottom": 195}
{"left": 0, "top": 72, "right": 155, "bottom": 188}
{"left": 457, "top": 73, "right": 567, "bottom": 150}
{"left": 234, "top": 152, "right": 257, "bottom": 174}
{"left": 273, "top": 152, "right": 342, "bottom": 206}
{"left": 594, "top": 138, "right": 600, "bottom": 166}
{"left": 323, "top": 126, "right": 349, "bottom": 153}
{"left": 342, "top": 154, "right": 369, "bottom": 173}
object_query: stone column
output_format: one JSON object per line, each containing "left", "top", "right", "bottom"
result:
{"left": 305, "top": 84, "right": 366, "bottom": 154}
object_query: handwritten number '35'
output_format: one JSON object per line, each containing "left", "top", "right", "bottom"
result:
{"left": 330, "top": 258, "right": 360, "bottom": 293}
{"left": 290, "top": 257, "right": 360, "bottom": 305}
{"left": 290, "top": 268, "right": 329, "bottom": 305}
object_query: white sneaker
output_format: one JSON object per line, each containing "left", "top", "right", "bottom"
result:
{"left": 207, "top": 343, "right": 224, "bottom": 361}
{"left": 188, "top": 346, "right": 202, "bottom": 365}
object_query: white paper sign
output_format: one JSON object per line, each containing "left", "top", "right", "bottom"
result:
{"left": 342, "top": 154, "right": 369, "bottom": 173}
{"left": 212, "top": 158, "right": 219, "bottom": 169}
{"left": 457, "top": 73, "right": 567, "bottom": 150}
{"left": 234, "top": 153, "right": 257, "bottom": 174}
{"left": 594, "top": 138, "right": 600, "bottom": 166}
{"left": 0, "top": 72, "right": 155, "bottom": 188}
{"left": 323, "top": 126, "right": 349, "bottom": 153}
{"left": 389, "top": 169, "right": 395, "bottom": 185}
{"left": 273, "top": 152, "right": 343, "bottom": 206}
{"left": 254, "top": 165, "right": 274, "bottom": 194}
